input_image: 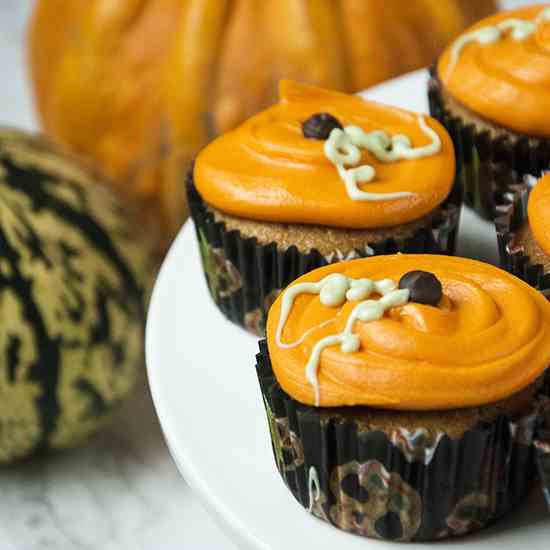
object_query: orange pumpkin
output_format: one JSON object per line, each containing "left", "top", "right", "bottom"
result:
{"left": 28, "top": 0, "right": 496, "bottom": 253}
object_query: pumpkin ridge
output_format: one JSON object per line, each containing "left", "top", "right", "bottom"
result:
{"left": 28, "top": 0, "right": 497, "bottom": 253}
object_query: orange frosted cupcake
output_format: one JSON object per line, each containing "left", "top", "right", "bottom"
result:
{"left": 498, "top": 174, "right": 550, "bottom": 296}
{"left": 257, "top": 254, "right": 550, "bottom": 541}
{"left": 188, "top": 81, "right": 460, "bottom": 334}
{"left": 429, "top": 4, "right": 550, "bottom": 218}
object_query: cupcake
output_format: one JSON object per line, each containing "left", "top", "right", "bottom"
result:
{"left": 429, "top": 4, "right": 550, "bottom": 219}
{"left": 189, "top": 80, "right": 460, "bottom": 335}
{"left": 257, "top": 254, "right": 550, "bottom": 541}
{"left": 497, "top": 174, "right": 550, "bottom": 296}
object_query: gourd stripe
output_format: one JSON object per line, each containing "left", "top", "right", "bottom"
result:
{"left": 0, "top": 225, "right": 60, "bottom": 449}
{"left": 73, "top": 378, "right": 108, "bottom": 418}
{"left": 2, "top": 158, "right": 145, "bottom": 319}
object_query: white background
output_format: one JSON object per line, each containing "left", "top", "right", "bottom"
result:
{"left": 0, "top": 0, "right": 538, "bottom": 548}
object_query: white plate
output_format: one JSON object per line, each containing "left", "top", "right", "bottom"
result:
{"left": 146, "top": 70, "right": 549, "bottom": 549}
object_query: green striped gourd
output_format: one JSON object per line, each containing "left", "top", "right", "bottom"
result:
{"left": 0, "top": 128, "right": 156, "bottom": 463}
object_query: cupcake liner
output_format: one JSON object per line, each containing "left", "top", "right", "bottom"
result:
{"left": 256, "top": 340, "right": 550, "bottom": 542}
{"left": 428, "top": 67, "right": 550, "bottom": 220}
{"left": 495, "top": 183, "right": 550, "bottom": 298}
{"left": 534, "top": 373, "right": 550, "bottom": 511}
{"left": 187, "top": 171, "right": 461, "bottom": 336}
{"left": 535, "top": 431, "right": 550, "bottom": 510}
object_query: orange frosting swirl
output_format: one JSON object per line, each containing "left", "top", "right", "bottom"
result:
{"left": 195, "top": 81, "right": 455, "bottom": 229}
{"left": 438, "top": 5, "right": 550, "bottom": 137}
{"left": 266, "top": 255, "right": 550, "bottom": 410}
{"left": 528, "top": 173, "right": 550, "bottom": 256}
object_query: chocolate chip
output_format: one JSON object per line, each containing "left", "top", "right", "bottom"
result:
{"left": 398, "top": 271, "right": 442, "bottom": 306}
{"left": 302, "top": 113, "right": 343, "bottom": 140}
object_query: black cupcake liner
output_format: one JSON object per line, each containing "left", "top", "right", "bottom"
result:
{"left": 495, "top": 183, "right": 550, "bottom": 298}
{"left": 535, "top": 433, "right": 550, "bottom": 511}
{"left": 428, "top": 67, "right": 550, "bottom": 220}
{"left": 256, "top": 340, "right": 550, "bottom": 541}
{"left": 187, "top": 171, "right": 461, "bottom": 336}
{"left": 535, "top": 373, "right": 550, "bottom": 511}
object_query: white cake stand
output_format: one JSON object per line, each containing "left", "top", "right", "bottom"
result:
{"left": 146, "top": 70, "right": 550, "bottom": 549}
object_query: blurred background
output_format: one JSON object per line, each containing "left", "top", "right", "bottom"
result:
{"left": 0, "top": 0, "right": 538, "bottom": 548}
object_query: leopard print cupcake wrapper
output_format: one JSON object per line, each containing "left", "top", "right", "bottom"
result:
{"left": 428, "top": 67, "right": 550, "bottom": 220}
{"left": 187, "top": 171, "right": 461, "bottom": 336}
{"left": 256, "top": 340, "right": 550, "bottom": 541}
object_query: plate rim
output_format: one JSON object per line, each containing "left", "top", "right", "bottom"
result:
{"left": 145, "top": 68, "right": 549, "bottom": 549}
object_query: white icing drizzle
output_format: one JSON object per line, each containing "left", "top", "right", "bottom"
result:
{"left": 323, "top": 115, "right": 441, "bottom": 202}
{"left": 276, "top": 274, "right": 410, "bottom": 406}
{"left": 307, "top": 466, "right": 321, "bottom": 513}
{"left": 449, "top": 8, "right": 550, "bottom": 70}
{"left": 305, "top": 288, "right": 409, "bottom": 405}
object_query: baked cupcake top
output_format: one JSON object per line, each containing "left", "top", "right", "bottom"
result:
{"left": 266, "top": 254, "right": 550, "bottom": 410}
{"left": 195, "top": 81, "right": 454, "bottom": 229}
{"left": 528, "top": 174, "right": 550, "bottom": 256}
{"left": 438, "top": 5, "right": 550, "bottom": 137}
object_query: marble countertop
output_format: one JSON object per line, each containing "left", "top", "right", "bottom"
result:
{"left": 0, "top": 0, "right": 536, "bottom": 548}
{"left": 0, "top": 374, "right": 235, "bottom": 550}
